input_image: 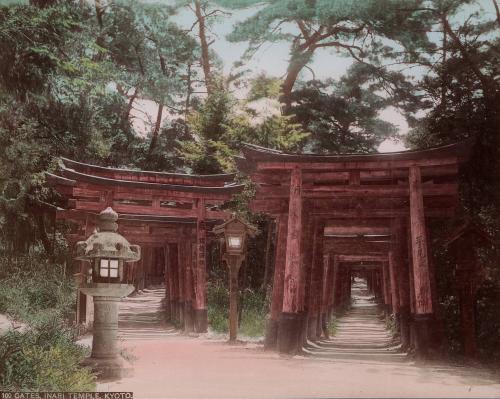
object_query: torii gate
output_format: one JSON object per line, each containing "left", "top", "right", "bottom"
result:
{"left": 47, "top": 158, "right": 243, "bottom": 333}
{"left": 237, "top": 141, "right": 470, "bottom": 356}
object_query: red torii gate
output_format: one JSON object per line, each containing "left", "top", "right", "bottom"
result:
{"left": 237, "top": 141, "right": 469, "bottom": 356}
{"left": 47, "top": 158, "right": 243, "bottom": 333}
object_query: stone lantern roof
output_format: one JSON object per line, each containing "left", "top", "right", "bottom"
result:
{"left": 76, "top": 207, "right": 141, "bottom": 262}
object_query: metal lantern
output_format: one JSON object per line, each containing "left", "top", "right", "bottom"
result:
{"left": 212, "top": 214, "right": 258, "bottom": 342}
{"left": 213, "top": 215, "right": 257, "bottom": 256}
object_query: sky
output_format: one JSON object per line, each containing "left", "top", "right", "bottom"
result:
{"left": 134, "top": 0, "right": 496, "bottom": 153}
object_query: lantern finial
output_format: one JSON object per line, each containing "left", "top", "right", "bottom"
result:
{"left": 98, "top": 207, "right": 119, "bottom": 232}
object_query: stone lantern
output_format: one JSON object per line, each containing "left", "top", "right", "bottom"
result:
{"left": 76, "top": 207, "right": 140, "bottom": 379}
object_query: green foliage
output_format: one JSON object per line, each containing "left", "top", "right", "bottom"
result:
{"left": 207, "top": 281, "right": 229, "bottom": 333}
{"left": 239, "top": 288, "right": 268, "bottom": 337}
{"left": 0, "top": 325, "right": 95, "bottom": 391}
{"left": 403, "top": 1, "right": 500, "bottom": 360}
{"left": 327, "top": 318, "right": 338, "bottom": 337}
{"left": 218, "top": 0, "right": 431, "bottom": 100}
{"left": 247, "top": 73, "right": 282, "bottom": 101}
{"left": 0, "top": 250, "right": 95, "bottom": 390}
{"left": 207, "top": 281, "right": 268, "bottom": 337}
{"left": 0, "top": 252, "right": 75, "bottom": 325}
{"left": 291, "top": 65, "right": 398, "bottom": 153}
{"left": 251, "top": 114, "right": 309, "bottom": 152}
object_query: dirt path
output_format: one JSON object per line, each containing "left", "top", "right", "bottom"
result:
{"left": 304, "top": 280, "right": 404, "bottom": 363}
{"left": 96, "top": 287, "right": 500, "bottom": 399}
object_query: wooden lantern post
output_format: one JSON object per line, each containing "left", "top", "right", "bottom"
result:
{"left": 213, "top": 215, "right": 258, "bottom": 342}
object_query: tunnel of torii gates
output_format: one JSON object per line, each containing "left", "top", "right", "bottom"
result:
{"left": 47, "top": 157, "right": 245, "bottom": 333}
{"left": 47, "top": 140, "right": 471, "bottom": 356}
{"left": 236, "top": 141, "right": 471, "bottom": 356}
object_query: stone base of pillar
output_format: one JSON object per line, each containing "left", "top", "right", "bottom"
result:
{"left": 413, "top": 314, "right": 433, "bottom": 358}
{"left": 307, "top": 314, "right": 318, "bottom": 341}
{"left": 399, "top": 309, "right": 411, "bottom": 350}
{"left": 384, "top": 304, "right": 392, "bottom": 316}
{"left": 184, "top": 301, "right": 194, "bottom": 333}
{"left": 194, "top": 308, "right": 208, "bottom": 333}
{"left": 320, "top": 313, "right": 329, "bottom": 339}
{"left": 264, "top": 318, "right": 279, "bottom": 350}
{"left": 178, "top": 300, "right": 185, "bottom": 327}
{"left": 299, "top": 311, "right": 309, "bottom": 348}
{"left": 82, "top": 356, "right": 132, "bottom": 380}
{"left": 164, "top": 297, "right": 171, "bottom": 321}
{"left": 170, "top": 300, "right": 179, "bottom": 323}
{"left": 277, "top": 312, "right": 302, "bottom": 355}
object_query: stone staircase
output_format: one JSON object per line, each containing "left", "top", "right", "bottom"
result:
{"left": 118, "top": 287, "right": 178, "bottom": 340}
{"left": 304, "top": 280, "right": 407, "bottom": 363}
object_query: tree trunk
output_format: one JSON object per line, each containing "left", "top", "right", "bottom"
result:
{"left": 124, "top": 87, "right": 138, "bottom": 126}
{"left": 148, "top": 101, "right": 164, "bottom": 155}
{"left": 194, "top": 1, "right": 213, "bottom": 95}
{"left": 281, "top": 50, "right": 314, "bottom": 112}
{"left": 94, "top": 0, "right": 104, "bottom": 29}
{"left": 35, "top": 210, "right": 53, "bottom": 257}
{"left": 492, "top": 0, "right": 500, "bottom": 28}
{"left": 184, "top": 63, "right": 193, "bottom": 135}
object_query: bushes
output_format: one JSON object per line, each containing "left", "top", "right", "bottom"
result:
{"left": 239, "top": 288, "right": 268, "bottom": 337}
{"left": 207, "top": 281, "right": 268, "bottom": 338}
{"left": 0, "top": 322, "right": 95, "bottom": 391}
{"left": 0, "top": 252, "right": 96, "bottom": 391}
{"left": 207, "top": 281, "right": 229, "bottom": 333}
{"left": 0, "top": 253, "right": 74, "bottom": 325}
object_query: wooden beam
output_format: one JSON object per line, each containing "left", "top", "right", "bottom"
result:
{"left": 255, "top": 157, "right": 459, "bottom": 171}
{"left": 337, "top": 254, "right": 388, "bottom": 262}
{"left": 69, "top": 199, "right": 230, "bottom": 220}
{"left": 324, "top": 226, "right": 391, "bottom": 235}
{"left": 256, "top": 183, "right": 457, "bottom": 199}
{"left": 324, "top": 240, "right": 390, "bottom": 254}
{"left": 252, "top": 164, "right": 459, "bottom": 183}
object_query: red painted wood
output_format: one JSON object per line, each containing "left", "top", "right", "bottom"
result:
{"left": 169, "top": 243, "right": 179, "bottom": 303}
{"left": 256, "top": 183, "right": 457, "bottom": 199}
{"left": 324, "top": 226, "right": 391, "bottom": 235}
{"left": 251, "top": 165, "right": 458, "bottom": 185}
{"left": 409, "top": 166, "right": 433, "bottom": 314}
{"left": 337, "top": 254, "right": 388, "bottom": 262}
{"left": 177, "top": 239, "right": 185, "bottom": 304}
{"left": 392, "top": 219, "right": 410, "bottom": 311}
{"left": 324, "top": 240, "right": 390, "bottom": 254}
{"left": 194, "top": 199, "right": 207, "bottom": 311}
{"left": 282, "top": 168, "right": 303, "bottom": 314}
{"left": 255, "top": 157, "right": 459, "bottom": 171}
{"left": 183, "top": 235, "right": 194, "bottom": 305}
{"left": 407, "top": 224, "right": 416, "bottom": 314}
{"left": 321, "top": 255, "right": 331, "bottom": 313}
{"left": 332, "top": 257, "right": 342, "bottom": 311}
{"left": 382, "top": 261, "right": 392, "bottom": 307}
{"left": 309, "top": 219, "right": 325, "bottom": 315}
{"left": 388, "top": 250, "right": 400, "bottom": 314}
{"left": 299, "top": 214, "right": 314, "bottom": 312}
{"left": 270, "top": 214, "right": 288, "bottom": 321}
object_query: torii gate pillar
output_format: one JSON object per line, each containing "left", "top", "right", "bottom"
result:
{"left": 277, "top": 168, "right": 303, "bottom": 354}
{"left": 409, "top": 166, "right": 434, "bottom": 356}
